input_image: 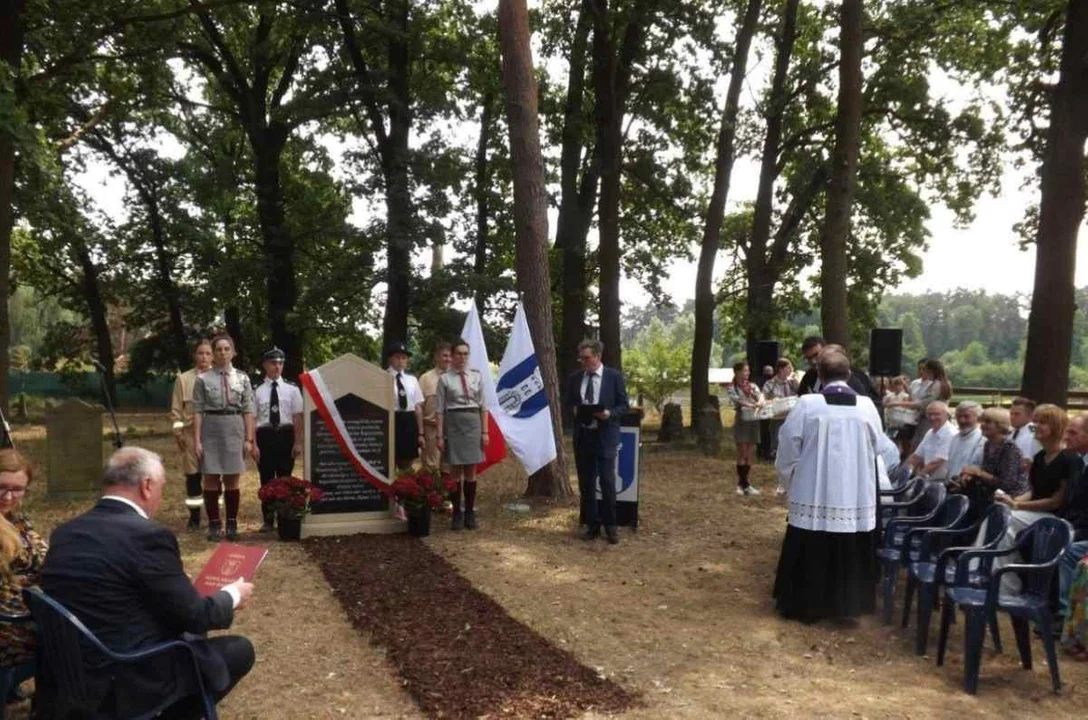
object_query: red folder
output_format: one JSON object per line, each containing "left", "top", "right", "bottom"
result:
{"left": 193, "top": 543, "right": 269, "bottom": 597}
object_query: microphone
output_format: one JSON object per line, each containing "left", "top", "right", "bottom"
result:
{"left": 90, "top": 357, "right": 107, "bottom": 373}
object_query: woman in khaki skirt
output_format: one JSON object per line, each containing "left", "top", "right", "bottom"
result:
{"left": 435, "top": 338, "right": 489, "bottom": 531}
{"left": 192, "top": 334, "right": 256, "bottom": 542}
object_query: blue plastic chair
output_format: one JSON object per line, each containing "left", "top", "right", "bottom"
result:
{"left": 878, "top": 483, "right": 947, "bottom": 624}
{"left": 879, "top": 476, "right": 927, "bottom": 530}
{"left": 0, "top": 611, "right": 32, "bottom": 720}
{"left": 23, "top": 587, "right": 218, "bottom": 720}
{"left": 903, "top": 502, "right": 1009, "bottom": 655}
{"left": 937, "top": 516, "right": 1073, "bottom": 695}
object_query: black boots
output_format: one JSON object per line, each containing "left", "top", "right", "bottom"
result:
{"left": 207, "top": 520, "right": 222, "bottom": 542}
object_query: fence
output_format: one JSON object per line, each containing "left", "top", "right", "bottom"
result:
{"left": 952, "top": 387, "right": 1088, "bottom": 411}
{"left": 7, "top": 372, "right": 174, "bottom": 408}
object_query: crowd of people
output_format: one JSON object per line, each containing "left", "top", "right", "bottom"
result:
{"left": 0, "top": 329, "right": 1084, "bottom": 714}
{"left": 764, "top": 336, "right": 1088, "bottom": 663}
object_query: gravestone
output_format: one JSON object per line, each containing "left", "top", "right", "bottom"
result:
{"left": 302, "top": 353, "right": 404, "bottom": 537}
{"left": 46, "top": 399, "right": 105, "bottom": 498}
{"left": 658, "top": 403, "right": 683, "bottom": 442}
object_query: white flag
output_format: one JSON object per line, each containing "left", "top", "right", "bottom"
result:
{"left": 492, "top": 302, "right": 557, "bottom": 475}
{"left": 460, "top": 303, "right": 507, "bottom": 472}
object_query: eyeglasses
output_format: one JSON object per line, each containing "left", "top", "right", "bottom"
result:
{"left": 453, "top": 350, "right": 469, "bottom": 356}
{"left": 0, "top": 487, "right": 27, "bottom": 498}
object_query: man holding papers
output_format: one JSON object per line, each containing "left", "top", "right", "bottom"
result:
{"left": 566, "top": 339, "right": 629, "bottom": 545}
{"left": 42, "top": 447, "right": 255, "bottom": 719}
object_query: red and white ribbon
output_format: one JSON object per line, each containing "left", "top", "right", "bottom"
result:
{"left": 299, "top": 368, "right": 392, "bottom": 496}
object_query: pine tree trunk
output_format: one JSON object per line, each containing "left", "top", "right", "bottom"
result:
{"left": 381, "top": 0, "right": 414, "bottom": 353}
{"left": 819, "top": 0, "right": 864, "bottom": 349}
{"left": 556, "top": 0, "right": 596, "bottom": 403}
{"left": 744, "top": 0, "right": 800, "bottom": 367}
{"left": 77, "top": 244, "right": 116, "bottom": 407}
{"left": 253, "top": 134, "right": 302, "bottom": 379}
{"left": 497, "top": 0, "right": 572, "bottom": 499}
{"left": 691, "top": 0, "right": 762, "bottom": 432}
{"left": 473, "top": 94, "right": 493, "bottom": 312}
{"left": 1022, "top": 0, "right": 1088, "bottom": 406}
{"left": 0, "top": 0, "right": 26, "bottom": 414}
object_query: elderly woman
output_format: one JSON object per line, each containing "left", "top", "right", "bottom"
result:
{"left": 435, "top": 338, "right": 489, "bottom": 531}
{"left": 170, "top": 339, "right": 213, "bottom": 531}
{"left": 192, "top": 333, "right": 256, "bottom": 542}
{"left": 953, "top": 407, "right": 1025, "bottom": 520}
{"left": 0, "top": 449, "right": 48, "bottom": 694}
{"left": 727, "top": 360, "right": 764, "bottom": 496}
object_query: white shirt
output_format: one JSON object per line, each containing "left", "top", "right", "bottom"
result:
{"left": 100, "top": 495, "right": 241, "bottom": 608}
{"left": 946, "top": 425, "right": 985, "bottom": 479}
{"left": 915, "top": 421, "right": 956, "bottom": 480}
{"left": 388, "top": 368, "right": 424, "bottom": 411}
{"left": 255, "top": 377, "right": 304, "bottom": 428}
{"left": 774, "top": 389, "right": 883, "bottom": 533}
{"left": 1012, "top": 423, "right": 1042, "bottom": 462}
{"left": 579, "top": 365, "right": 604, "bottom": 404}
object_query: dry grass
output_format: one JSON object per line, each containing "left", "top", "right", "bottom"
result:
{"left": 7, "top": 413, "right": 1088, "bottom": 718}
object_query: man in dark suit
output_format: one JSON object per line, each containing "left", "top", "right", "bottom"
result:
{"left": 797, "top": 336, "right": 883, "bottom": 410}
{"left": 565, "top": 339, "right": 629, "bottom": 545}
{"left": 41, "top": 447, "right": 255, "bottom": 719}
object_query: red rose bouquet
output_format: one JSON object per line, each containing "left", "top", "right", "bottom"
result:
{"left": 393, "top": 470, "right": 455, "bottom": 513}
{"left": 257, "top": 476, "right": 324, "bottom": 519}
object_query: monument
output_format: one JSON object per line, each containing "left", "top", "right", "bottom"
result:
{"left": 300, "top": 353, "right": 405, "bottom": 537}
{"left": 46, "top": 399, "right": 105, "bottom": 498}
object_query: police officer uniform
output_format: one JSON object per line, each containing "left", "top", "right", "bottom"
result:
{"left": 255, "top": 347, "right": 304, "bottom": 530}
{"left": 386, "top": 342, "right": 425, "bottom": 469}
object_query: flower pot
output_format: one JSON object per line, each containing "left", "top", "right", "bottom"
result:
{"left": 407, "top": 505, "right": 431, "bottom": 538}
{"left": 276, "top": 513, "right": 302, "bottom": 541}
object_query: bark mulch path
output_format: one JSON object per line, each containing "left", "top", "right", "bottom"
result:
{"left": 304, "top": 534, "right": 639, "bottom": 719}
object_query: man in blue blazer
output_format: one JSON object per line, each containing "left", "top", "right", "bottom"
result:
{"left": 566, "top": 339, "right": 629, "bottom": 544}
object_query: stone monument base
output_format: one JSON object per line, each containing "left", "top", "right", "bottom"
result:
{"left": 302, "top": 511, "right": 406, "bottom": 538}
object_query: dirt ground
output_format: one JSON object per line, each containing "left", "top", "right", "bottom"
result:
{"left": 10, "top": 412, "right": 1088, "bottom": 718}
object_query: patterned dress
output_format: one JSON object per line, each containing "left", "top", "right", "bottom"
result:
{"left": 0, "top": 514, "right": 48, "bottom": 665}
{"left": 1062, "top": 558, "right": 1088, "bottom": 652}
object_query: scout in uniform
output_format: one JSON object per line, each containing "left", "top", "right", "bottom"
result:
{"left": 435, "top": 338, "right": 489, "bottom": 530}
{"left": 386, "top": 341, "right": 425, "bottom": 472}
{"left": 192, "top": 333, "right": 257, "bottom": 542}
{"left": 169, "top": 339, "right": 213, "bottom": 530}
{"left": 418, "top": 341, "right": 452, "bottom": 474}
{"left": 254, "top": 347, "right": 303, "bottom": 531}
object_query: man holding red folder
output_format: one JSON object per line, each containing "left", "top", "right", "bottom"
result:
{"left": 41, "top": 447, "right": 256, "bottom": 719}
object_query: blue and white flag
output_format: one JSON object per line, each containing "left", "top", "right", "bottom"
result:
{"left": 494, "top": 301, "right": 557, "bottom": 475}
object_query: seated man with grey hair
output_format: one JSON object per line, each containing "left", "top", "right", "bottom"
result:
{"left": 41, "top": 447, "right": 255, "bottom": 719}
{"left": 945, "top": 400, "right": 985, "bottom": 479}
{"left": 906, "top": 401, "right": 955, "bottom": 481}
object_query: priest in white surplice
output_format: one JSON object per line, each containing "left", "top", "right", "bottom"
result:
{"left": 772, "top": 349, "right": 883, "bottom": 623}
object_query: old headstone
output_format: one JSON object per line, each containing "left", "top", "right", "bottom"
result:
{"left": 658, "top": 402, "right": 684, "bottom": 442}
{"left": 46, "top": 399, "right": 105, "bottom": 498}
{"left": 302, "top": 353, "right": 404, "bottom": 537}
{"left": 697, "top": 396, "right": 722, "bottom": 456}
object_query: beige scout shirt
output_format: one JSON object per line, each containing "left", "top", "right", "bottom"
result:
{"left": 192, "top": 366, "right": 256, "bottom": 415}
{"left": 435, "top": 369, "right": 484, "bottom": 414}
{"left": 419, "top": 367, "right": 444, "bottom": 425}
{"left": 170, "top": 368, "right": 201, "bottom": 432}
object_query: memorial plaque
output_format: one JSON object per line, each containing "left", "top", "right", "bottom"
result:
{"left": 46, "top": 399, "right": 105, "bottom": 498}
{"left": 302, "top": 353, "right": 404, "bottom": 537}
{"left": 310, "top": 393, "right": 389, "bottom": 513}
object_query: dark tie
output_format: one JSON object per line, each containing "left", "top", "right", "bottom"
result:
{"left": 396, "top": 373, "right": 407, "bottom": 410}
{"left": 270, "top": 380, "right": 281, "bottom": 428}
{"left": 584, "top": 372, "right": 596, "bottom": 404}
{"left": 459, "top": 372, "right": 470, "bottom": 399}
{"left": 1013, "top": 427, "right": 1021, "bottom": 440}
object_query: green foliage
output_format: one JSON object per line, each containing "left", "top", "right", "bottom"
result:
{"left": 624, "top": 316, "right": 693, "bottom": 413}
